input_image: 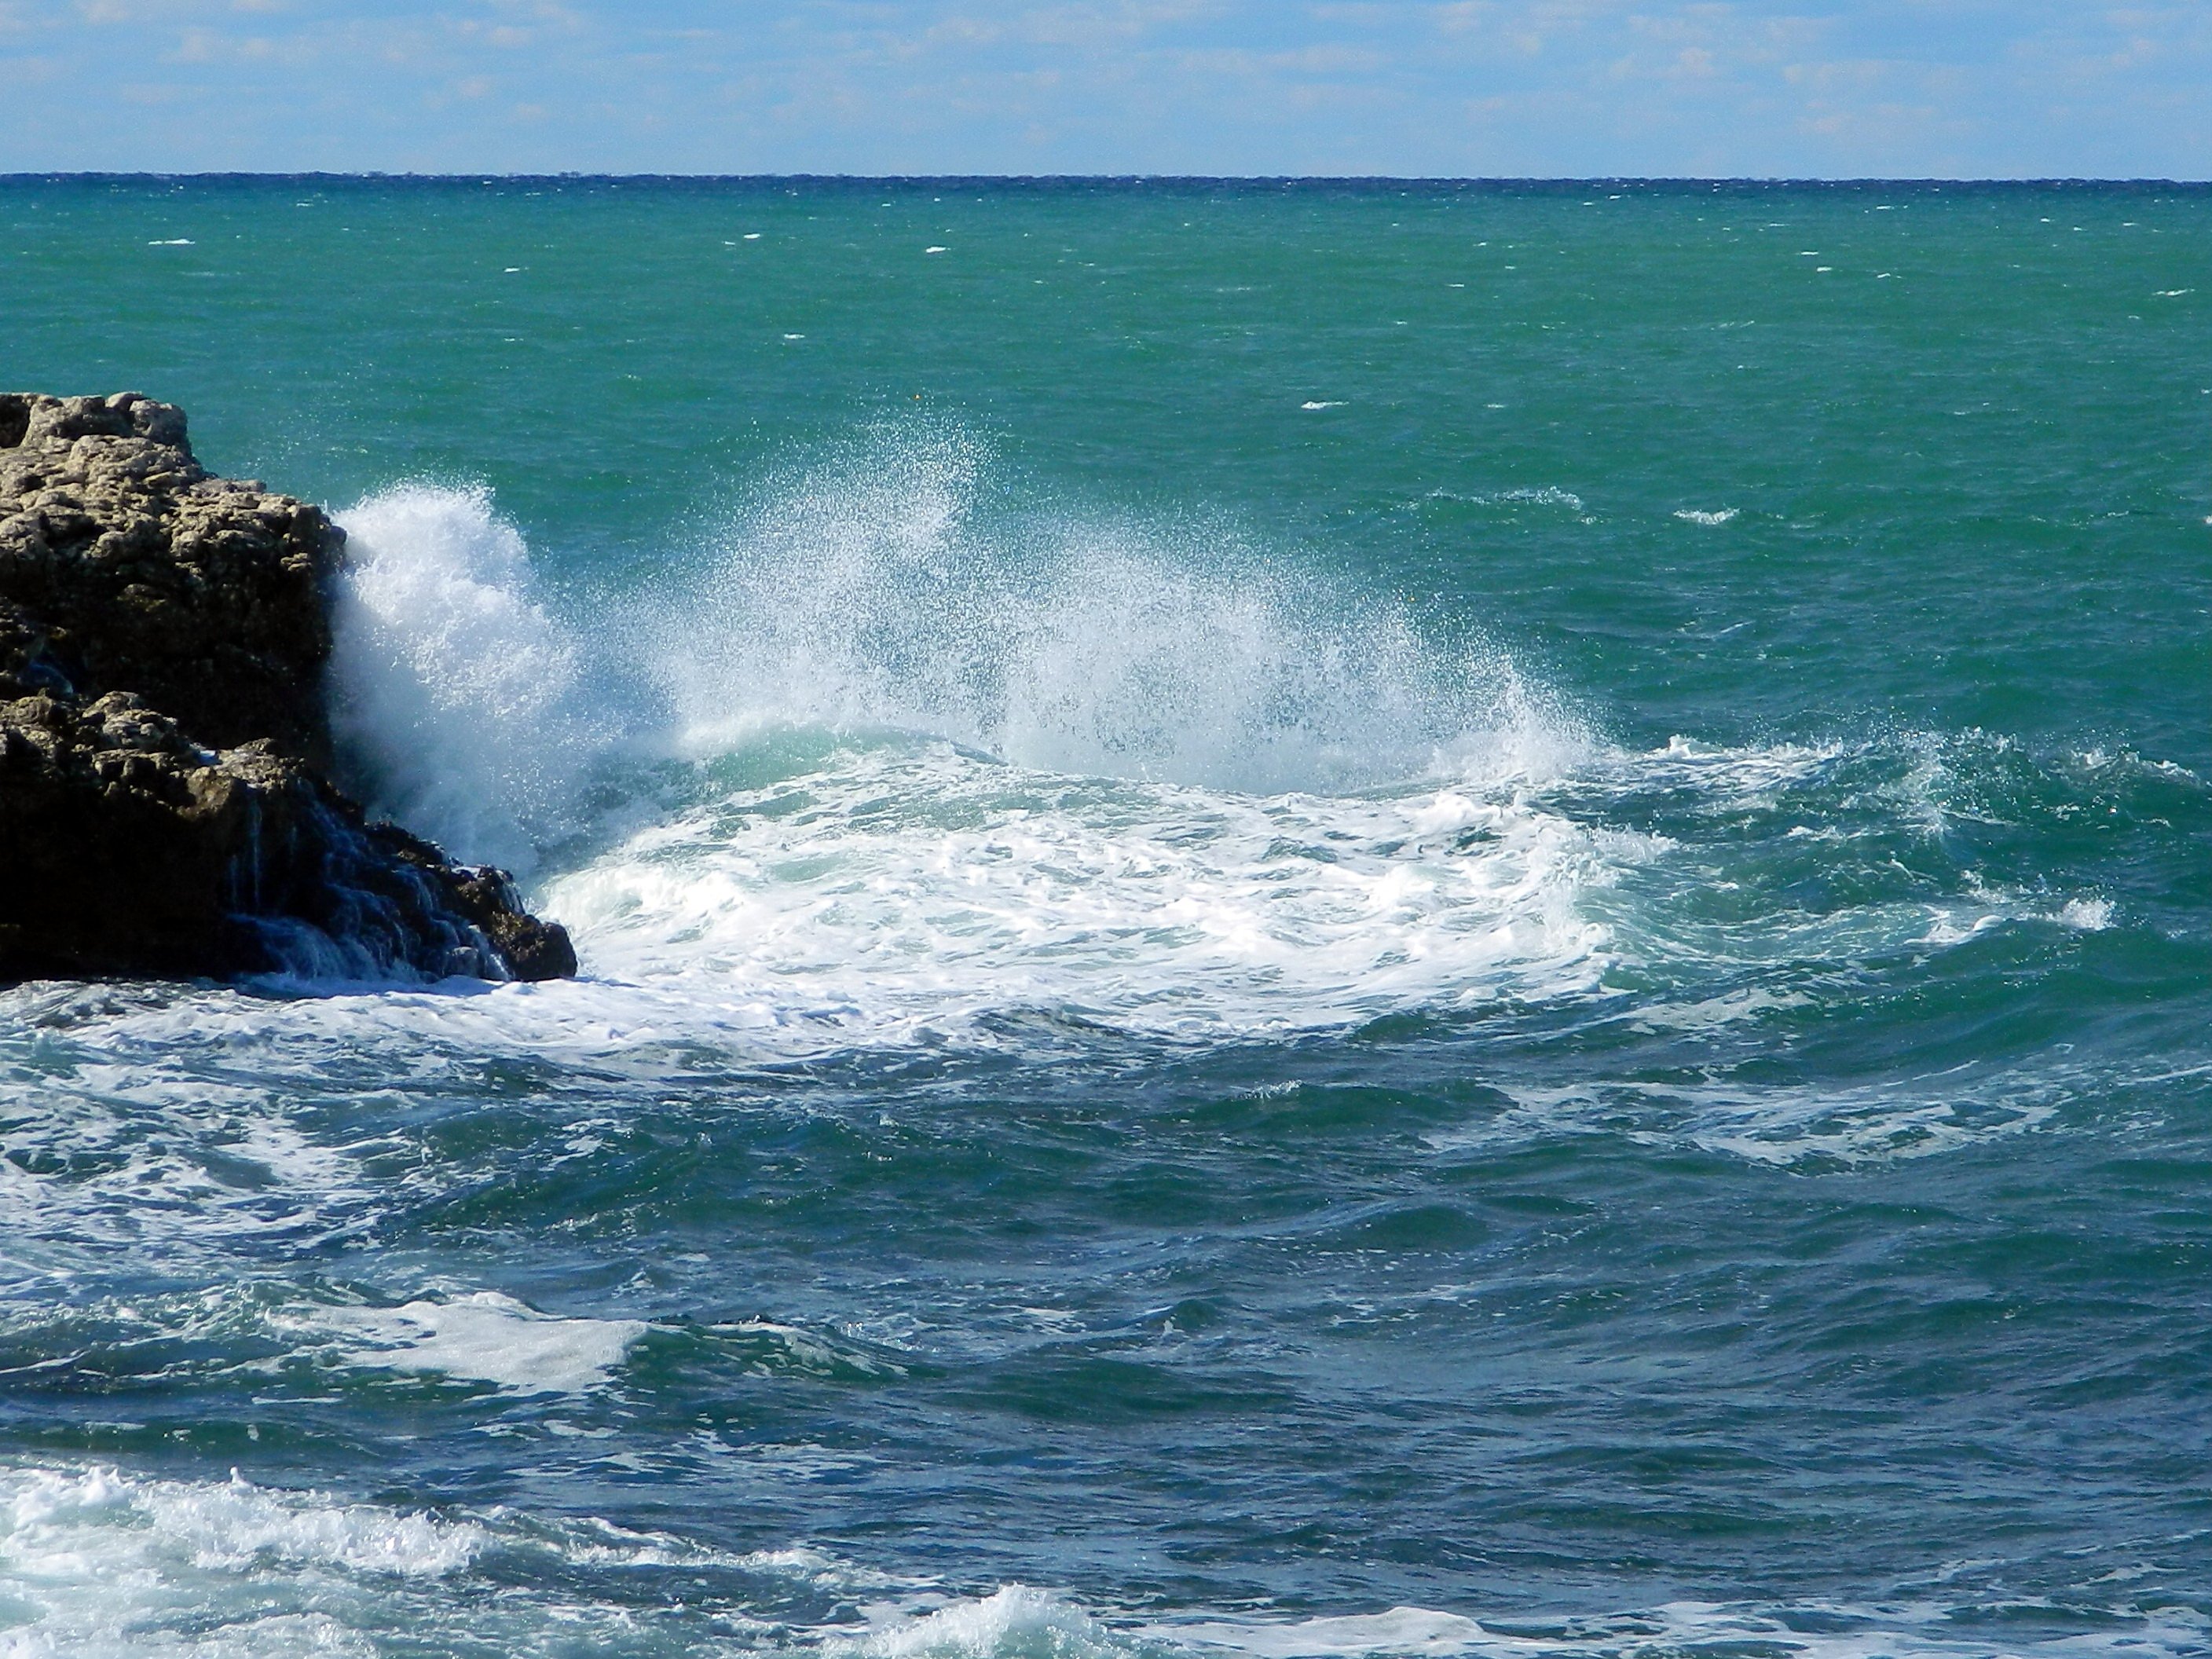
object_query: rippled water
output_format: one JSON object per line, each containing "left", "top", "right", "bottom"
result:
{"left": 2, "top": 177, "right": 2210, "bottom": 1657}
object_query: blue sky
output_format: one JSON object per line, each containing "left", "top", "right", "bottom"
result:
{"left": 2, "top": 2, "right": 2207, "bottom": 178}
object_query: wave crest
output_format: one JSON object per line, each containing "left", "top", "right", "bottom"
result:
{"left": 652, "top": 430, "right": 1580, "bottom": 793}
{"left": 329, "top": 434, "right": 1584, "bottom": 873}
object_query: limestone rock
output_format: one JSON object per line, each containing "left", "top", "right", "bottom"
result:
{"left": 0, "top": 393, "right": 575, "bottom": 985}
{"left": 0, "top": 392, "right": 338, "bottom": 764}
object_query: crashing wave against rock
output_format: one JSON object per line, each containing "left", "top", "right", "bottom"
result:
{"left": 0, "top": 392, "right": 574, "bottom": 983}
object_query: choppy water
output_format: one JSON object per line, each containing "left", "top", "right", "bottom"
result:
{"left": 3, "top": 177, "right": 2211, "bottom": 1658}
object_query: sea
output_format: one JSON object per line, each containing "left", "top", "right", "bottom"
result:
{"left": 2, "top": 176, "right": 2209, "bottom": 1658}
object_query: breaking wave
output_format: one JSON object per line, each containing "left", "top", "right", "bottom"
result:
{"left": 316, "top": 430, "right": 2140, "bottom": 1050}
{"left": 2, "top": 1465, "right": 2200, "bottom": 1659}
{"left": 330, "top": 433, "right": 1583, "bottom": 869}
{"left": 325, "top": 432, "right": 1613, "bottom": 1036}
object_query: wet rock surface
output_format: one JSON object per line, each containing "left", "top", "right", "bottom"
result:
{"left": 0, "top": 393, "right": 574, "bottom": 984}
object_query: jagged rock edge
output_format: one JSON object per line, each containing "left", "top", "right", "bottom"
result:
{"left": 0, "top": 391, "right": 575, "bottom": 985}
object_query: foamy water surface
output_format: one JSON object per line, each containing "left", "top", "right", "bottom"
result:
{"left": 5, "top": 178, "right": 2211, "bottom": 1659}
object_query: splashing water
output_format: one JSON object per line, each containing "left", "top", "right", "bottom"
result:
{"left": 319, "top": 434, "right": 2137, "bottom": 1050}
{"left": 330, "top": 482, "right": 606, "bottom": 873}
{"left": 323, "top": 438, "right": 1620, "bottom": 1035}
{"left": 644, "top": 431, "right": 1579, "bottom": 793}
{"left": 331, "top": 435, "right": 1584, "bottom": 875}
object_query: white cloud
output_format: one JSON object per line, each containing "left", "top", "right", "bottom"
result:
{"left": 0, "top": 0, "right": 2203, "bottom": 174}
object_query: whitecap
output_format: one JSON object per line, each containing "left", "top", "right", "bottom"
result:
{"left": 0, "top": 1462, "right": 482, "bottom": 1580}
{"left": 1167, "top": 1607, "right": 1489, "bottom": 1657}
{"left": 279, "top": 1291, "right": 645, "bottom": 1394}
{"left": 851, "top": 1586, "right": 2211, "bottom": 1659}
{"left": 1469, "top": 487, "right": 1584, "bottom": 511}
{"left": 846, "top": 1585, "right": 1114, "bottom": 1659}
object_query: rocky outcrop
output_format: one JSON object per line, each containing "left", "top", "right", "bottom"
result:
{"left": 0, "top": 392, "right": 574, "bottom": 984}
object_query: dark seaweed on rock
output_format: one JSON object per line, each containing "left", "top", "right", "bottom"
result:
{"left": 0, "top": 392, "right": 574, "bottom": 984}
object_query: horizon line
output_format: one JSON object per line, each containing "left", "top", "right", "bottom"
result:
{"left": 3, "top": 171, "right": 2208, "bottom": 189}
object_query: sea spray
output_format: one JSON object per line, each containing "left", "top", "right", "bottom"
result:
{"left": 331, "top": 432, "right": 1586, "bottom": 883}
{"left": 318, "top": 441, "right": 2141, "bottom": 1046}
{"left": 320, "top": 438, "right": 1617, "bottom": 1031}
{"left": 645, "top": 428, "right": 1585, "bottom": 793}
{"left": 330, "top": 482, "right": 610, "bottom": 873}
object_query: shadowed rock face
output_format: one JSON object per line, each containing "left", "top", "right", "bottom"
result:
{"left": 0, "top": 392, "right": 576, "bottom": 985}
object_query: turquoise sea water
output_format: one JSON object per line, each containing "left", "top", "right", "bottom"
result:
{"left": 2, "top": 177, "right": 2210, "bottom": 1657}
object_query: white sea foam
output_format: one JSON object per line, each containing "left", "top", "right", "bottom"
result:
{"left": 1166, "top": 1607, "right": 1489, "bottom": 1656}
{"left": 1426, "top": 1051, "right": 2075, "bottom": 1169}
{"left": 0, "top": 1464, "right": 818, "bottom": 1655}
{"left": 0, "top": 1043, "right": 378, "bottom": 1275}
{"left": 0, "top": 1478, "right": 2199, "bottom": 1659}
{"left": 114, "top": 1471, "right": 482, "bottom": 1576}
{"left": 0, "top": 757, "right": 1628, "bottom": 1066}
{"left": 1162, "top": 1599, "right": 2207, "bottom": 1659}
{"left": 280, "top": 1290, "right": 646, "bottom": 1394}
{"left": 543, "top": 744, "right": 1624, "bottom": 1044}
{"left": 1672, "top": 507, "right": 1738, "bottom": 526}
{"left": 844, "top": 1586, "right": 2210, "bottom": 1659}
{"left": 0, "top": 1464, "right": 484, "bottom": 1657}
